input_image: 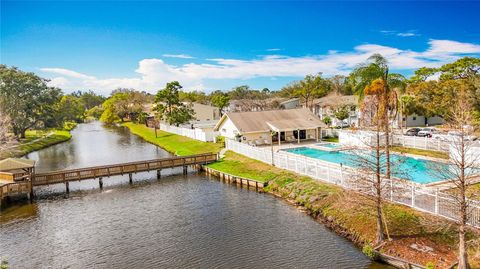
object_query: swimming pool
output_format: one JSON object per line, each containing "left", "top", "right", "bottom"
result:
{"left": 283, "top": 147, "right": 459, "bottom": 184}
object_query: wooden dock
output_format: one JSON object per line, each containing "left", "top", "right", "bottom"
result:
{"left": 0, "top": 153, "right": 217, "bottom": 201}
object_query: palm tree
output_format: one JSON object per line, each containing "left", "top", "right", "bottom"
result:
{"left": 350, "top": 54, "right": 406, "bottom": 179}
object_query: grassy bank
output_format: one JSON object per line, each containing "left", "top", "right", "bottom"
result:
{"left": 391, "top": 146, "right": 449, "bottom": 159}
{"left": 208, "top": 150, "right": 479, "bottom": 268}
{"left": 122, "top": 123, "right": 223, "bottom": 156}
{"left": 0, "top": 129, "right": 72, "bottom": 160}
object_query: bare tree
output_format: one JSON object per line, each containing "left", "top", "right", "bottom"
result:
{"left": 347, "top": 87, "right": 408, "bottom": 245}
{"left": 430, "top": 90, "right": 479, "bottom": 269}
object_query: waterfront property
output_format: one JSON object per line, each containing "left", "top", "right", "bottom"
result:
{"left": 214, "top": 108, "right": 326, "bottom": 146}
{"left": 225, "top": 139, "right": 480, "bottom": 228}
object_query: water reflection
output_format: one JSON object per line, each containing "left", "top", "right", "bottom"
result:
{"left": 1, "top": 122, "right": 391, "bottom": 268}
{"left": 25, "top": 121, "right": 172, "bottom": 172}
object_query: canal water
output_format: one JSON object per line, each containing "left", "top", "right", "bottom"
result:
{"left": 0, "top": 122, "right": 390, "bottom": 268}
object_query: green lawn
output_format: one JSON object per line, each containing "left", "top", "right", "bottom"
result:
{"left": 322, "top": 137, "right": 339, "bottom": 143}
{"left": 0, "top": 129, "right": 72, "bottom": 160}
{"left": 390, "top": 146, "right": 449, "bottom": 159}
{"left": 206, "top": 151, "right": 281, "bottom": 183}
{"left": 122, "top": 123, "right": 223, "bottom": 156}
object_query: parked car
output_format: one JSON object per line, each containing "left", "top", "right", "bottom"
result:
{"left": 405, "top": 128, "right": 422, "bottom": 136}
{"left": 417, "top": 127, "right": 439, "bottom": 138}
{"left": 334, "top": 121, "right": 350, "bottom": 128}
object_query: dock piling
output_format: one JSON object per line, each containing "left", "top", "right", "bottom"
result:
{"left": 129, "top": 173, "right": 133, "bottom": 184}
{"left": 99, "top": 177, "right": 103, "bottom": 189}
{"left": 157, "top": 170, "right": 161, "bottom": 179}
{"left": 65, "top": 181, "right": 70, "bottom": 194}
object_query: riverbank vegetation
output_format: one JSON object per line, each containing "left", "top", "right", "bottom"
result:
{"left": 122, "top": 122, "right": 222, "bottom": 156}
{"left": 0, "top": 129, "right": 72, "bottom": 160}
{"left": 0, "top": 65, "right": 104, "bottom": 154}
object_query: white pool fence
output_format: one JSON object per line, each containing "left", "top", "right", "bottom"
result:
{"left": 225, "top": 139, "right": 480, "bottom": 228}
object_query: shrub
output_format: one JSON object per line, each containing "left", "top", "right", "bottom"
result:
{"left": 425, "top": 262, "right": 436, "bottom": 269}
{"left": 215, "top": 136, "right": 225, "bottom": 144}
{"left": 362, "top": 242, "right": 377, "bottom": 260}
{"left": 0, "top": 256, "right": 8, "bottom": 269}
{"left": 63, "top": 121, "right": 78, "bottom": 131}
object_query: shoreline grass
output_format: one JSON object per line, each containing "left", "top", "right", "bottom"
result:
{"left": 0, "top": 129, "right": 72, "bottom": 160}
{"left": 122, "top": 122, "right": 223, "bottom": 156}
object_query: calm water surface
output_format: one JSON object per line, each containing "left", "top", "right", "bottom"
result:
{"left": 1, "top": 122, "right": 390, "bottom": 268}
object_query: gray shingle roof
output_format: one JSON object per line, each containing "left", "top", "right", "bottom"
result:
{"left": 217, "top": 108, "right": 325, "bottom": 133}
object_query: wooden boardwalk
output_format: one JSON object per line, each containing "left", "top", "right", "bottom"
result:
{"left": 1, "top": 153, "right": 217, "bottom": 201}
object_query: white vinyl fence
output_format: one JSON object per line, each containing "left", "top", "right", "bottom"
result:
{"left": 226, "top": 139, "right": 480, "bottom": 228}
{"left": 392, "top": 135, "right": 450, "bottom": 152}
{"left": 159, "top": 124, "right": 219, "bottom": 142}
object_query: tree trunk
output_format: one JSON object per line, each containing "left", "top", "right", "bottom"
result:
{"left": 458, "top": 134, "right": 470, "bottom": 269}
{"left": 458, "top": 211, "right": 469, "bottom": 269}
{"left": 383, "top": 72, "right": 391, "bottom": 179}
{"left": 375, "top": 107, "right": 385, "bottom": 244}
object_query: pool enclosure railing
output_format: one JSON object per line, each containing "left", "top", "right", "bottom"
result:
{"left": 225, "top": 139, "right": 480, "bottom": 228}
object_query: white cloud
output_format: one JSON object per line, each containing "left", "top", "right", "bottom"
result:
{"left": 266, "top": 48, "right": 282, "bottom": 51}
{"left": 40, "top": 39, "right": 480, "bottom": 94}
{"left": 397, "top": 32, "right": 419, "bottom": 37}
{"left": 162, "top": 54, "right": 195, "bottom": 59}
{"left": 381, "top": 30, "right": 420, "bottom": 37}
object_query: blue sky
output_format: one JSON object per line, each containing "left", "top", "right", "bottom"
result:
{"left": 1, "top": 1, "right": 480, "bottom": 95}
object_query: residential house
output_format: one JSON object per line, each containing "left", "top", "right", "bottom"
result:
{"left": 279, "top": 98, "right": 301, "bottom": 109}
{"left": 311, "top": 94, "right": 359, "bottom": 127}
{"left": 227, "top": 97, "right": 291, "bottom": 112}
{"left": 311, "top": 94, "right": 444, "bottom": 128}
{"left": 144, "top": 102, "right": 220, "bottom": 127}
{"left": 394, "top": 113, "right": 444, "bottom": 128}
{"left": 214, "top": 108, "right": 326, "bottom": 145}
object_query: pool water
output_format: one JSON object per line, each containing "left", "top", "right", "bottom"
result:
{"left": 283, "top": 147, "right": 453, "bottom": 184}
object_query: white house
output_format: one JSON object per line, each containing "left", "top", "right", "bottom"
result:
{"left": 311, "top": 94, "right": 359, "bottom": 127}
{"left": 214, "top": 108, "right": 326, "bottom": 145}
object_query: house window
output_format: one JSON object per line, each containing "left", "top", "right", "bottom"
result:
{"left": 413, "top": 117, "right": 416, "bottom": 120}
{"left": 293, "top": 130, "right": 306, "bottom": 139}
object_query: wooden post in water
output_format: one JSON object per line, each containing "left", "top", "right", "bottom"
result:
{"left": 99, "top": 177, "right": 103, "bottom": 190}
{"left": 129, "top": 173, "right": 133, "bottom": 184}
{"left": 65, "top": 181, "right": 70, "bottom": 194}
{"left": 157, "top": 170, "right": 161, "bottom": 179}
{"left": 183, "top": 166, "right": 188, "bottom": 175}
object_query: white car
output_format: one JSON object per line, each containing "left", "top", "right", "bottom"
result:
{"left": 417, "top": 127, "right": 439, "bottom": 138}
{"left": 335, "top": 121, "right": 350, "bottom": 128}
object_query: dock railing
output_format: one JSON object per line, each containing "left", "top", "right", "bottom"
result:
{"left": 33, "top": 153, "right": 217, "bottom": 186}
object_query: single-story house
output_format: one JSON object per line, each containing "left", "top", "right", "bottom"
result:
{"left": 279, "top": 98, "right": 301, "bottom": 110}
{"left": 214, "top": 108, "right": 326, "bottom": 145}
{"left": 187, "top": 102, "right": 221, "bottom": 122}
{"left": 394, "top": 113, "right": 444, "bottom": 128}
